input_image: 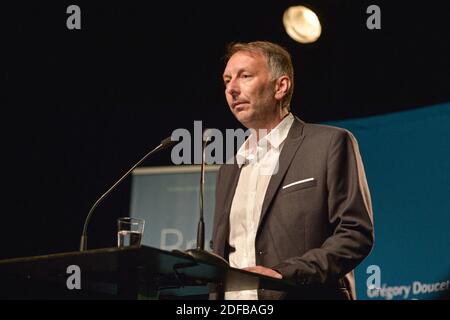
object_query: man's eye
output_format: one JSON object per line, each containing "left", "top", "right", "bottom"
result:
{"left": 242, "top": 74, "right": 251, "bottom": 79}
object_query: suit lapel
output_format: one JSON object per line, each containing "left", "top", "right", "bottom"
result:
{"left": 216, "top": 163, "right": 241, "bottom": 255}
{"left": 222, "top": 164, "right": 241, "bottom": 219}
{"left": 257, "top": 117, "right": 306, "bottom": 230}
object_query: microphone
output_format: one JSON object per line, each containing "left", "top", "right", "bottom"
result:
{"left": 79, "top": 136, "right": 175, "bottom": 251}
{"left": 182, "top": 129, "right": 229, "bottom": 267}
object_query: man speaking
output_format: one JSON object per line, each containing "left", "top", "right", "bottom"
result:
{"left": 211, "top": 41, "right": 374, "bottom": 300}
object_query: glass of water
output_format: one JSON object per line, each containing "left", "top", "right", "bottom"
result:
{"left": 117, "top": 217, "right": 145, "bottom": 247}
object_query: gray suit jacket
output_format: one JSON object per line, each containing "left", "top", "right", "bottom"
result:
{"left": 211, "top": 117, "right": 374, "bottom": 300}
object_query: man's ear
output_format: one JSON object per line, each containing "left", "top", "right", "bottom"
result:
{"left": 274, "top": 76, "right": 291, "bottom": 100}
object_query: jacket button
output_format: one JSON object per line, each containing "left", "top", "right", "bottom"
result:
{"left": 258, "top": 250, "right": 264, "bottom": 255}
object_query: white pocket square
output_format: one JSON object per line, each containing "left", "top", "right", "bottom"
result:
{"left": 282, "top": 178, "right": 315, "bottom": 190}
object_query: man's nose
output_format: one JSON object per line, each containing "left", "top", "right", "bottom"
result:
{"left": 226, "top": 79, "right": 240, "bottom": 98}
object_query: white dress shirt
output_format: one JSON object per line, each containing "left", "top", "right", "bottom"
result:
{"left": 225, "top": 113, "right": 294, "bottom": 300}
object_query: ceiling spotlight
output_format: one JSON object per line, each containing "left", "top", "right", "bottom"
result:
{"left": 283, "top": 5, "right": 322, "bottom": 44}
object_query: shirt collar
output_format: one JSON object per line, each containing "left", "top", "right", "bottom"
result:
{"left": 236, "top": 113, "right": 294, "bottom": 167}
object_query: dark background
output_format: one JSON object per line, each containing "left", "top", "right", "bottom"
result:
{"left": 2, "top": 0, "right": 449, "bottom": 259}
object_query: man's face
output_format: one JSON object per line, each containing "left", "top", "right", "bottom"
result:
{"left": 223, "top": 51, "right": 278, "bottom": 129}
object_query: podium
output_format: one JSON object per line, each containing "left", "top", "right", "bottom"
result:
{"left": 0, "top": 246, "right": 294, "bottom": 299}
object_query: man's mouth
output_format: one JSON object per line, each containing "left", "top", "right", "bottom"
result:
{"left": 232, "top": 101, "right": 249, "bottom": 110}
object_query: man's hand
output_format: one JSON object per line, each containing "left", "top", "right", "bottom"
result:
{"left": 243, "top": 266, "right": 283, "bottom": 279}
